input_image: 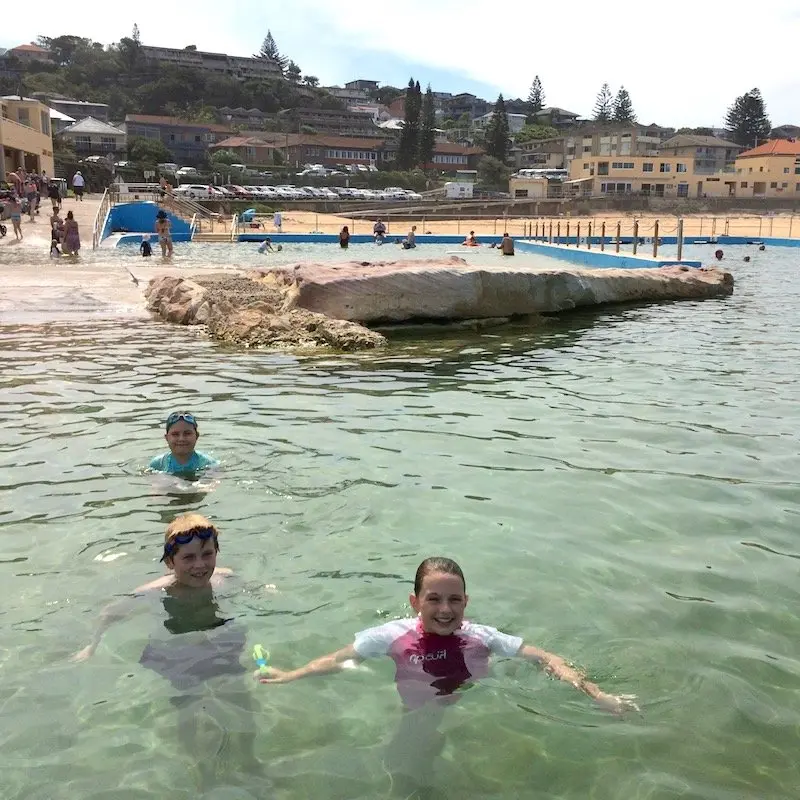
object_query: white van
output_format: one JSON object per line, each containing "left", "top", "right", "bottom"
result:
{"left": 157, "top": 163, "right": 179, "bottom": 173}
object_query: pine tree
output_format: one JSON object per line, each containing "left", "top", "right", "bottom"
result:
{"left": 397, "top": 78, "right": 422, "bottom": 170}
{"left": 418, "top": 84, "right": 436, "bottom": 168}
{"left": 285, "top": 60, "right": 301, "bottom": 83}
{"left": 612, "top": 86, "right": 636, "bottom": 123}
{"left": 255, "top": 31, "right": 288, "bottom": 74}
{"left": 593, "top": 82, "right": 612, "bottom": 122}
{"left": 725, "top": 88, "right": 771, "bottom": 148}
{"left": 485, "top": 94, "right": 510, "bottom": 163}
{"left": 132, "top": 24, "right": 140, "bottom": 44}
{"left": 527, "top": 75, "right": 545, "bottom": 114}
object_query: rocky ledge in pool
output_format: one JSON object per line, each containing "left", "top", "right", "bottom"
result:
{"left": 144, "top": 258, "right": 734, "bottom": 351}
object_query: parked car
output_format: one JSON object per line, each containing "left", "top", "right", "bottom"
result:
{"left": 173, "top": 184, "right": 222, "bottom": 199}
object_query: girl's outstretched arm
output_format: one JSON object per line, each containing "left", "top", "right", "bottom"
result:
{"left": 256, "top": 644, "right": 363, "bottom": 684}
{"left": 518, "top": 644, "right": 639, "bottom": 714}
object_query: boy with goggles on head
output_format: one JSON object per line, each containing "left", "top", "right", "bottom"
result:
{"left": 71, "top": 513, "right": 234, "bottom": 662}
{"left": 71, "top": 514, "right": 267, "bottom": 784}
{"left": 149, "top": 411, "right": 218, "bottom": 475}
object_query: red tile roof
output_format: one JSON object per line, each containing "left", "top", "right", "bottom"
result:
{"left": 12, "top": 43, "right": 50, "bottom": 53}
{"left": 213, "top": 136, "right": 275, "bottom": 148}
{"left": 738, "top": 139, "right": 800, "bottom": 158}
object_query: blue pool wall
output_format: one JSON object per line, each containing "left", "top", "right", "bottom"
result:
{"left": 102, "top": 202, "right": 191, "bottom": 243}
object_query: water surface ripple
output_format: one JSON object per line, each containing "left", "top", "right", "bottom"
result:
{"left": 1, "top": 247, "right": 799, "bottom": 798}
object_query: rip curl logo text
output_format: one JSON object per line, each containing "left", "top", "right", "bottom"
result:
{"left": 409, "top": 649, "right": 448, "bottom": 665}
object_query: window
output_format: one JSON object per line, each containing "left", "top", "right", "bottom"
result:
{"left": 782, "top": 182, "right": 788, "bottom": 188}
{"left": 642, "top": 162, "right": 653, "bottom": 172}
{"left": 195, "top": 135, "right": 201, "bottom": 142}
{"left": 598, "top": 161, "right": 609, "bottom": 176}
{"left": 770, "top": 182, "right": 777, "bottom": 189}
{"left": 748, "top": 167, "right": 752, "bottom": 173}
{"left": 170, "top": 134, "right": 175, "bottom": 141}
{"left": 659, "top": 163, "right": 671, "bottom": 173}
{"left": 583, "top": 146, "right": 591, "bottom": 153}
{"left": 676, "top": 164, "right": 687, "bottom": 173}
{"left": 583, "top": 162, "right": 589, "bottom": 169}
{"left": 40, "top": 110, "right": 50, "bottom": 135}
{"left": 784, "top": 167, "right": 790, "bottom": 174}
{"left": 611, "top": 162, "right": 634, "bottom": 169}
{"left": 740, "top": 182, "right": 747, "bottom": 188}
{"left": 101, "top": 136, "right": 115, "bottom": 145}
{"left": 796, "top": 183, "right": 800, "bottom": 191}
{"left": 514, "top": 189, "right": 529, "bottom": 198}
{"left": 677, "top": 184, "right": 689, "bottom": 197}
{"left": 17, "top": 108, "right": 30, "bottom": 126}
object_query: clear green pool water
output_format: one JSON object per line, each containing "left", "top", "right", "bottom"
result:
{"left": 1, "top": 245, "right": 799, "bottom": 798}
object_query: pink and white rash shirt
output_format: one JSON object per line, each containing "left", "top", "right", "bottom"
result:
{"left": 353, "top": 618, "right": 523, "bottom": 709}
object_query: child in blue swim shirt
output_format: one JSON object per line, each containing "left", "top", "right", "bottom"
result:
{"left": 149, "top": 412, "right": 218, "bottom": 475}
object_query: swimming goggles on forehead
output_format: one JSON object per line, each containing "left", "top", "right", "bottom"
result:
{"left": 161, "top": 527, "right": 218, "bottom": 561}
{"left": 165, "top": 412, "right": 197, "bottom": 432}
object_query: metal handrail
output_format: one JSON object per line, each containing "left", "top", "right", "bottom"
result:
{"left": 189, "top": 213, "right": 198, "bottom": 240}
{"left": 230, "top": 214, "right": 239, "bottom": 241}
{"left": 91, "top": 188, "right": 112, "bottom": 250}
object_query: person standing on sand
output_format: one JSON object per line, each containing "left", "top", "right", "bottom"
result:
{"left": 155, "top": 210, "right": 174, "bottom": 257}
{"left": 62, "top": 210, "right": 80, "bottom": 255}
{"left": 72, "top": 170, "right": 85, "bottom": 201}
{"left": 339, "top": 225, "right": 350, "bottom": 248}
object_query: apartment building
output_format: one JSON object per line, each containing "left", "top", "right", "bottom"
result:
{"left": 658, "top": 134, "right": 741, "bottom": 174}
{"left": 44, "top": 97, "right": 111, "bottom": 123}
{"left": 473, "top": 112, "right": 527, "bottom": 135}
{"left": 122, "top": 115, "right": 233, "bottom": 165}
{"left": 0, "top": 95, "right": 54, "bottom": 176}
{"left": 513, "top": 137, "right": 566, "bottom": 170}
{"left": 277, "top": 107, "right": 382, "bottom": 137}
{"left": 139, "top": 45, "right": 281, "bottom": 80}
{"left": 567, "top": 154, "right": 717, "bottom": 198}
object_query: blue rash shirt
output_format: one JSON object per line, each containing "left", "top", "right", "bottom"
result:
{"left": 148, "top": 451, "right": 218, "bottom": 475}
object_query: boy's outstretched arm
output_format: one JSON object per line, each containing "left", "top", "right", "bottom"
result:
{"left": 256, "top": 644, "right": 362, "bottom": 684}
{"left": 70, "top": 576, "right": 172, "bottom": 662}
{"left": 518, "top": 644, "right": 639, "bottom": 714}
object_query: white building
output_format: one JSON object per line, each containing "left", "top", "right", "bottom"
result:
{"left": 60, "top": 117, "right": 127, "bottom": 157}
{"left": 473, "top": 112, "right": 527, "bottom": 135}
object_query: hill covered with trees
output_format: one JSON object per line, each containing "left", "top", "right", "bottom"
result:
{"left": 0, "top": 29, "right": 347, "bottom": 123}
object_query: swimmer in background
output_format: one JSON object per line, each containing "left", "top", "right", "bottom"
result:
{"left": 373, "top": 218, "right": 386, "bottom": 244}
{"left": 401, "top": 225, "right": 417, "bottom": 250}
{"left": 258, "top": 237, "right": 282, "bottom": 254}
{"left": 155, "top": 210, "right": 173, "bottom": 257}
{"left": 339, "top": 225, "right": 350, "bottom": 248}
{"left": 149, "top": 411, "right": 219, "bottom": 475}
{"left": 714, "top": 249, "right": 724, "bottom": 260}
{"left": 462, "top": 230, "right": 478, "bottom": 247}
{"left": 499, "top": 231, "right": 515, "bottom": 256}
{"left": 257, "top": 557, "right": 638, "bottom": 789}
{"left": 140, "top": 234, "right": 152, "bottom": 257}
{"left": 71, "top": 514, "right": 268, "bottom": 785}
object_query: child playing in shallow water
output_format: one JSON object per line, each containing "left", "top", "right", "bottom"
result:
{"left": 149, "top": 411, "right": 218, "bottom": 475}
{"left": 258, "top": 557, "right": 636, "bottom": 789}
{"left": 258, "top": 556, "right": 636, "bottom": 713}
{"left": 71, "top": 514, "right": 262, "bottom": 786}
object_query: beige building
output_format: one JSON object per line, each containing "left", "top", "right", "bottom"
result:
{"left": 139, "top": 45, "right": 281, "bottom": 80}
{"left": 513, "top": 136, "right": 565, "bottom": 169}
{"left": 1, "top": 96, "right": 54, "bottom": 177}
{"left": 566, "top": 154, "right": 732, "bottom": 198}
{"left": 732, "top": 139, "right": 800, "bottom": 198}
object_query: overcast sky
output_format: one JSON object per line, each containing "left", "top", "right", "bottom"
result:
{"left": 3, "top": 0, "right": 799, "bottom": 127}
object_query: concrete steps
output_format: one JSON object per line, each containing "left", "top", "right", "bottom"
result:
{"left": 192, "top": 232, "right": 232, "bottom": 243}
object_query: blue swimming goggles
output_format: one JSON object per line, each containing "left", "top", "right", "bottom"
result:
{"left": 165, "top": 412, "right": 197, "bottom": 432}
{"left": 161, "top": 526, "right": 218, "bottom": 561}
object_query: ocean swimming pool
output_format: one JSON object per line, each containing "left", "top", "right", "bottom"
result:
{"left": 0, "top": 237, "right": 726, "bottom": 271}
{"left": 1, "top": 240, "right": 798, "bottom": 797}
